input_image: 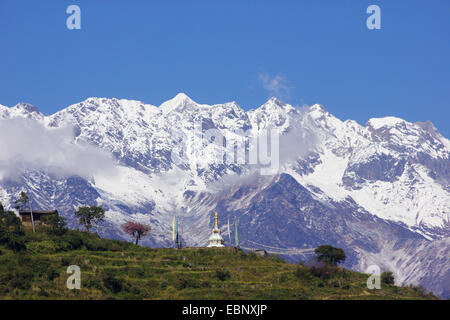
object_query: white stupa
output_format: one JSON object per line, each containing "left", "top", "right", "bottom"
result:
{"left": 207, "top": 212, "right": 225, "bottom": 247}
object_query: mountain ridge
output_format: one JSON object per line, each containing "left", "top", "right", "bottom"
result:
{"left": 0, "top": 93, "right": 449, "bottom": 297}
{"left": 5, "top": 94, "right": 448, "bottom": 138}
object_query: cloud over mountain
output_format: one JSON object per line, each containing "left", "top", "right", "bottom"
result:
{"left": 0, "top": 117, "right": 116, "bottom": 180}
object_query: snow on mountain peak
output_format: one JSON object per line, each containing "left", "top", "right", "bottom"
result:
{"left": 0, "top": 104, "right": 9, "bottom": 119}
{"left": 306, "top": 104, "right": 332, "bottom": 121}
{"left": 0, "top": 102, "right": 44, "bottom": 120}
{"left": 58, "top": 97, "right": 158, "bottom": 120}
{"left": 168, "top": 92, "right": 193, "bottom": 104}
{"left": 12, "top": 102, "right": 40, "bottom": 114}
{"left": 267, "top": 97, "right": 285, "bottom": 105}
{"left": 416, "top": 120, "right": 450, "bottom": 150}
{"left": 260, "top": 97, "right": 294, "bottom": 111}
{"left": 247, "top": 98, "right": 300, "bottom": 133}
{"left": 159, "top": 93, "right": 197, "bottom": 115}
{"left": 415, "top": 120, "right": 440, "bottom": 139}
{"left": 366, "top": 116, "right": 406, "bottom": 130}
{"left": 309, "top": 104, "right": 326, "bottom": 112}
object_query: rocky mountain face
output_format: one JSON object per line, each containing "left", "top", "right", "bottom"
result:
{"left": 0, "top": 94, "right": 448, "bottom": 297}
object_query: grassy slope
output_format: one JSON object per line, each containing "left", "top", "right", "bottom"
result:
{"left": 0, "top": 230, "right": 437, "bottom": 300}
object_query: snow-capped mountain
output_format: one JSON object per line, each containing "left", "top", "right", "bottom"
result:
{"left": 0, "top": 94, "right": 449, "bottom": 297}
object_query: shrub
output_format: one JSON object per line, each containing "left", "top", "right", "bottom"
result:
{"left": 0, "top": 211, "right": 23, "bottom": 232}
{"left": 62, "top": 232, "right": 84, "bottom": 250}
{"left": 38, "top": 289, "right": 49, "bottom": 297}
{"left": 175, "top": 277, "right": 201, "bottom": 290}
{"left": 381, "top": 271, "right": 395, "bottom": 285}
{"left": 411, "top": 285, "right": 428, "bottom": 296}
{"left": 28, "top": 256, "right": 59, "bottom": 280}
{"left": 1, "top": 254, "right": 61, "bottom": 290}
{"left": 85, "top": 278, "right": 103, "bottom": 291}
{"left": 215, "top": 270, "right": 231, "bottom": 281}
{"left": 308, "top": 260, "right": 337, "bottom": 280}
{"left": 8, "top": 274, "right": 32, "bottom": 290}
{"left": 26, "top": 240, "right": 58, "bottom": 254}
{"left": 279, "top": 274, "right": 288, "bottom": 283}
{"left": 61, "top": 257, "right": 71, "bottom": 266}
{"left": 294, "top": 266, "right": 311, "bottom": 279}
{"left": 102, "top": 270, "right": 126, "bottom": 294}
{"left": 0, "top": 211, "right": 27, "bottom": 252}
{"left": 269, "top": 254, "right": 284, "bottom": 263}
{"left": 159, "top": 281, "right": 168, "bottom": 289}
{"left": 1, "top": 232, "right": 27, "bottom": 252}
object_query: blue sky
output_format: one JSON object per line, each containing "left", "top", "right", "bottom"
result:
{"left": 0, "top": 0, "right": 449, "bottom": 136}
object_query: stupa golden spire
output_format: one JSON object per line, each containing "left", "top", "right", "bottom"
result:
{"left": 207, "top": 211, "right": 224, "bottom": 247}
{"left": 215, "top": 212, "right": 218, "bottom": 228}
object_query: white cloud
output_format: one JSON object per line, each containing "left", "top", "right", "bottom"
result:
{"left": 258, "top": 73, "right": 292, "bottom": 100}
{"left": 0, "top": 117, "right": 116, "bottom": 180}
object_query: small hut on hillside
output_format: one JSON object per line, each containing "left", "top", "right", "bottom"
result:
{"left": 255, "top": 249, "right": 268, "bottom": 257}
{"left": 19, "top": 210, "right": 58, "bottom": 228}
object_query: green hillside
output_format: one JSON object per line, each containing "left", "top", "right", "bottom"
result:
{"left": 0, "top": 229, "right": 437, "bottom": 300}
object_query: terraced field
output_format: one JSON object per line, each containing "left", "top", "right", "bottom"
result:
{"left": 0, "top": 230, "right": 437, "bottom": 300}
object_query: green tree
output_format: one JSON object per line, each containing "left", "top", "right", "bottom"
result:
{"left": 314, "top": 245, "right": 346, "bottom": 266}
{"left": 0, "top": 210, "right": 23, "bottom": 233}
{"left": 14, "top": 191, "right": 29, "bottom": 211}
{"left": 74, "top": 206, "right": 105, "bottom": 232}
{"left": 42, "top": 213, "right": 67, "bottom": 236}
{"left": 0, "top": 211, "right": 26, "bottom": 252}
{"left": 381, "top": 271, "right": 395, "bottom": 285}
